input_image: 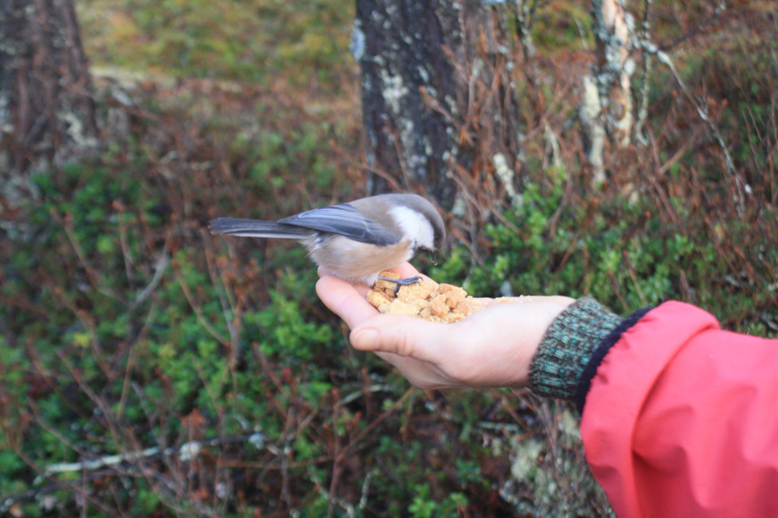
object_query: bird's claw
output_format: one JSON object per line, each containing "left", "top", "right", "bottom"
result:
{"left": 377, "top": 275, "right": 423, "bottom": 296}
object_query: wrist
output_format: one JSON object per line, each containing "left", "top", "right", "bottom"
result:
{"left": 503, "top": 296, "right": 576, "bottom": 388}
{"left": 528, "top": 298, "right": 624, "bottom": 402}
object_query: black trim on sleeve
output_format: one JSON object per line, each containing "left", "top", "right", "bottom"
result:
{"left": 573, "top": 306, "right": 654, "bottom": 414}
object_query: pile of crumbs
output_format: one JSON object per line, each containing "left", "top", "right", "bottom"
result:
{"left": 367, "top": 271, "right": 485, "bottom": 323}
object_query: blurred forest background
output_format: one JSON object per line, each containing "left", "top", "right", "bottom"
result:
{"left": 0, "top": 0, "right": 776, "bottom": 516}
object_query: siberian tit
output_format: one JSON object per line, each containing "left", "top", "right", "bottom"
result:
{"left": 209, "top": 193, "right": 445, "bottom": 285}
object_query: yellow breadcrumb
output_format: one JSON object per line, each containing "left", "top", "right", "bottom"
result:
{"left": 368, "top": 272, "right": 482, "bottom": 323}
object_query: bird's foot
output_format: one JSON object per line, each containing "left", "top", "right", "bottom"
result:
{"left": 377, "top": 275, "right": 423, "bottom": 296}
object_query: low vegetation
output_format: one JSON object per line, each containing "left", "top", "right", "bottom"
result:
{"left": 1, "top": 0, "right": 775, "bottom": 516}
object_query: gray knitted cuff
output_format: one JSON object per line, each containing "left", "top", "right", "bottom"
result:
{"left": 529, "top": 298, "right": 623, "bottom": 401}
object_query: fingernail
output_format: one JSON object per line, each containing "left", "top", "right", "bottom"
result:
{"left": 352, "top": 329, "right": 378, "bottom": 350}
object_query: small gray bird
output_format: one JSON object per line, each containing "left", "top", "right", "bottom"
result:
{"left": 209, "top": 193, "right": 445, "bottom": 286}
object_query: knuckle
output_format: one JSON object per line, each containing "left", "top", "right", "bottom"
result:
{"left": 392, "top": 324, "right": 416, "bottom": 357}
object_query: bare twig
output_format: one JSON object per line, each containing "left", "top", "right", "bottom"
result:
{"left": 658, "top": 1, "right": 726, "bottom": 52}
{"left": 51, "top": 209, "right": 125, "bottom": 303}
{"left": 118, "top": 303, "right": 156, "bottom": 420}
{"left": 128, "top": 237, "right": 170, "bottom": 313}
{"left": 309, "top": 468, "right": 357, "bottom": 518}
{"left": 652, "top": 46, "right": 747, "bottom": 216}
{"left": 202, "top": 230, "right": 242, "bottom": 368}
{"left": 174, "top": 265, "right": 228, "bottom": 346}
{"left": 335, "top": 387, "right": 416, "bottom": 464}
{"left": 26, "top": 397, "right": 87, "bottom": 459}
{"left": 634, "top": 0, "right": 653, "bottom": 145}
{"left": 327, "top": 394, "right": 342, "bottom": 518}
{"left": 115, "top": 204, "right": 135, "bottom": 289}
{"left": 40, "top": 434, "right": 257, "bottom": 477}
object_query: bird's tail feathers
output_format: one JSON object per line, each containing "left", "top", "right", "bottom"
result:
{"left": 209, "top": 218, "right": 311, "bottom": 239}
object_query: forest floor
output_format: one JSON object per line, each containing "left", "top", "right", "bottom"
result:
{"left": 1, "top": 1, "right": 776, "bottom": 516}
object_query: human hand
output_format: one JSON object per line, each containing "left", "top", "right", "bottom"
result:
{"left": 316, "top": 263, "right": 574, "bottom": 390}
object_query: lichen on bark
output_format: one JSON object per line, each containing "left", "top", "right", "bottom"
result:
{"left": 0, "top": 0, "right": 97, "bottom": 183}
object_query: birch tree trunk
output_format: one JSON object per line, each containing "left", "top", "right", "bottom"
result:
{"left": 0, "top": 0, "right": 97, "bottom": 181}
{"left": 581, "top": 0, "right": 635, "bottom": 186}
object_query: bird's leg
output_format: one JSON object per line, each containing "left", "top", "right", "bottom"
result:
{"left": 377, "top": 275, "right": 423, "bottom": 296}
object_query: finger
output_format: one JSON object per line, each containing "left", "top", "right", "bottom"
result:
{"left": 371, "top": 350, "right": 457, "bottom": 389}
{"left": 316, "top": 276, "right": 377, "bottom": 329}
{"left": 350, "top": 314, "right": 448, "bottom": 363}
{"left": 315, "top": 268, "right": 369, "bottom": 297}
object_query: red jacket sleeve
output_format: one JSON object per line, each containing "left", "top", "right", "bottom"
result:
{"left": 580, "top": 301, "right": 778, "bottom": 518}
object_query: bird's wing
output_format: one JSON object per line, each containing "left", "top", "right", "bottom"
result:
{"left": 279, "top": 203, "right": 399, "bottom": 246}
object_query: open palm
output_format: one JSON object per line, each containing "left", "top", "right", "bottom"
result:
{"left": 316, "top": 263, "right": 574, "bottom": 389}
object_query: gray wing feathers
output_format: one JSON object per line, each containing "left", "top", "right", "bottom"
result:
{"left": 209, "top": 218, "right": 311, "bottom": 239}
{"left": 278, "top": 203, "right": 399, "bottom": 246}
{"left": 210, "top": 204, "right": 400, "bottom": 245}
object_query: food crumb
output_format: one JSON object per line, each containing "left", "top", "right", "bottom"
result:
{"left": 368, "top": 272, "right": 482, "bottom": 323}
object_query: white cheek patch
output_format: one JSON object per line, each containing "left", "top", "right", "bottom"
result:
{"left": 390, "top": 206, "right": 435, "bottom": 250}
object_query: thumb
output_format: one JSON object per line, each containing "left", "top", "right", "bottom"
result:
{"left": 350, "top": 314, "right": 448, "bottom": 362}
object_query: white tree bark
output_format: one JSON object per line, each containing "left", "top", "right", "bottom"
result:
{"left": 582, "top": 0, "right": 635, "bottom": 186}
